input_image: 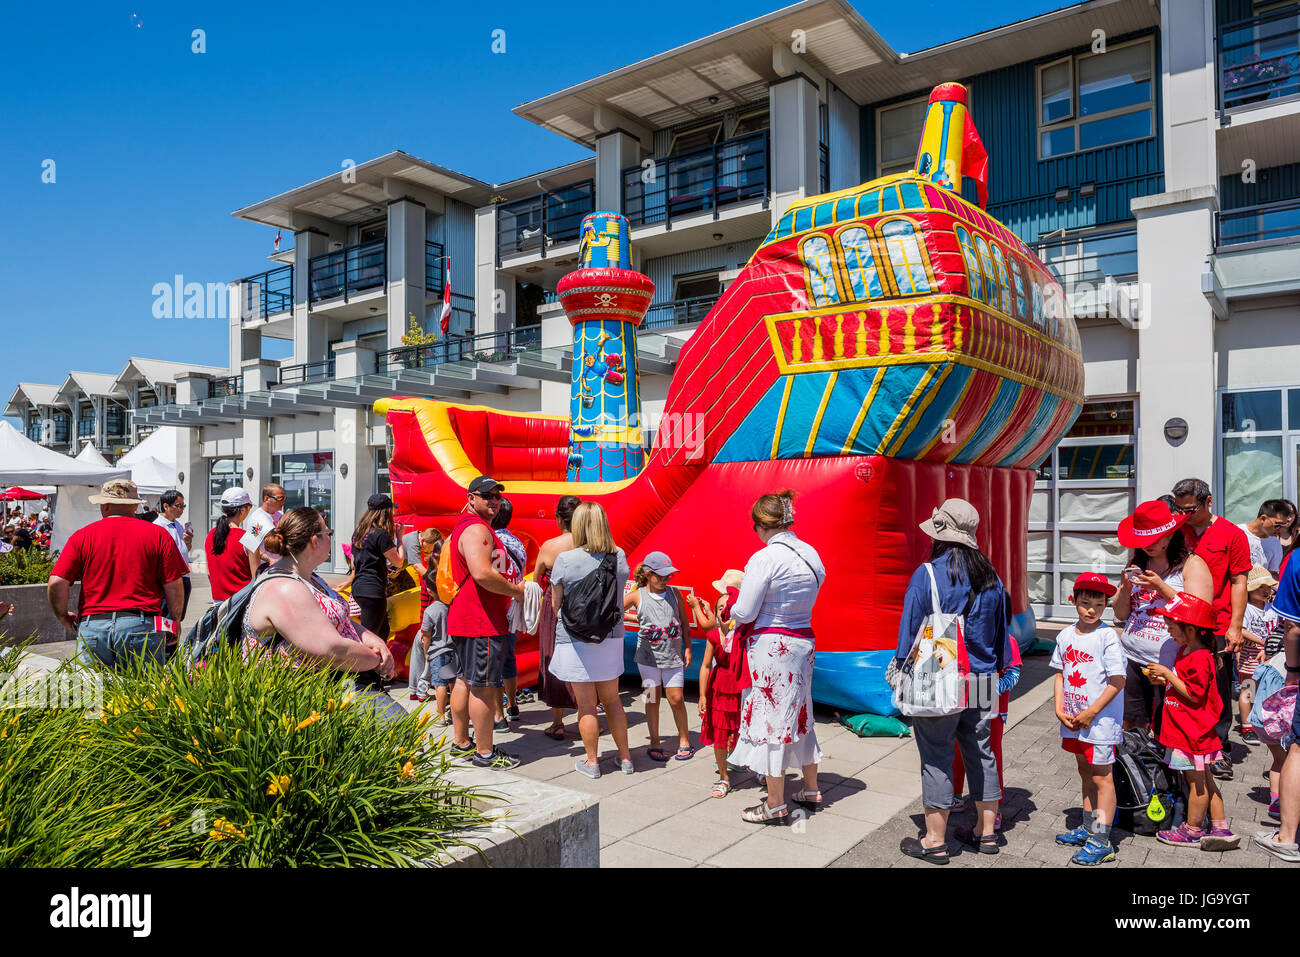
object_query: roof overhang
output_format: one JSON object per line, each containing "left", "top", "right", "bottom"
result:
{"left": 513, "top": 0, "right": 1160, "bottom": 147}
{"left": 232, "top": 151, "right": 498, "bottom": 231}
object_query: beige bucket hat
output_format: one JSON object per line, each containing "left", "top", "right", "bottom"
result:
{"left": 919, "top": 498, "right": 980, "bottom": 549}
{"left": 88, "top": 478, "right": 144, "bottom": 506}
{"left": 711, "top": 569, "right": 745, "bottom": 594}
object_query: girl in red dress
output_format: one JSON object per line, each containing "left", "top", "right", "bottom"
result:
{"left": 688, "top": 572, "right": 747, "bottom": 798}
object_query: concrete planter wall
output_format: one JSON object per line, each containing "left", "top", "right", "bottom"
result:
{"left": 0, "top": 583, "right": 79, "bottom": 646}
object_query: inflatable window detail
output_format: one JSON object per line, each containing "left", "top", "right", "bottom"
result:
{"left": 881, "top": 219, "right": 931, "bottom": 296}
{"left": 955, "top": 225, "right": 987, "bottom": 304}
{"left": 801, "top": 235, "right": 842, "bottom": 306}
{"left": 838, "top": 226, "right": 883, "bottom": 301}
{"left": 990, "top": 243, "right": 1013, "bottom": 316}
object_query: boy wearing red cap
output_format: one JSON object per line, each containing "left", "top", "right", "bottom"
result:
{"left": 1146, "top": 592, "right": 1241, "bottom": 851}
{"left": 1052, "top": 573, "right": 1126, "bottom": 865}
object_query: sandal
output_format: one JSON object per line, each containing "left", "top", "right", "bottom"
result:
{"left": 647, "top": 748, "right": 671, "bottom": 762}
{"left": 953, "top": 826, "right": 1001, "bottom": 855}
{"left": 741, "top": 801, "right": 788, "bottom": 825}
{"left": 543, "top": 726, "right": 566, "bottom": 741}
{"left": 790, "top": 789, "right": 823, "bottom": 812}
{"left": 711, "top": 779, "right": 733, "bottom": 799}
{"left": 900, "top": 836, "right": 950, "bottom": 865}
{"left": 674, "top": 746, "right": 695, "bottom": 761}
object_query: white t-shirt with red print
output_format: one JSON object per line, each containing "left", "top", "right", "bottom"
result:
{"left": 1051, "top": 623, "right": 1126, "bottom": 745}
{"left": 1119, "top": 569, "right": 1183, "bottom": 665}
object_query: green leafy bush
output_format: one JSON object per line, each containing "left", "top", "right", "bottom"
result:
{"left": 0, "top": 548, "right": 56, "bottom": 586}
{"left": 0, "top": 647, "right": 489, "bottom": 866}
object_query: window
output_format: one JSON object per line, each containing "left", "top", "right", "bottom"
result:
{"left": 1218, "top": 387, "right": 1300, "bottom": 525}
{"left": 876, "top": 96, "right": 928, "bottom": 177}
{"left": 954, "top": 225, "right": 987, "bottom": 303}
{"left": 731, "top": 108, "right": 769, "bottom": 137}
{"left": 801, "top": 235, "right": 841, "bottom": 306}
{"left": 52, "top": 412, "right": 69, "bottom": 443}
{"left": 375, "top": 447, "right": 390, "bottom": 497}
{"left": 272, "top": 452, "right": 335, "bottom": 529}
{"left": 974, "top": 235, "right": 997, "bottom": 306}
{"left": 989, "top": 243, "right": 1012, "bottom": 315}
{"left": 1032, "top": 282, "right": 1044, "bottom": 327}
{"left": 669, "top": 120, "right": 722, "bottom": 156}
{"left": 1010, "top": 256, "right": 1028, "bottom": 320}
{"left": 1037, "top": 38, "right": 1154, "bottom": 159}
{"left": 207, "top": 457, "right": 244, "bottom": 522}
{"left": 881, "top": 220, "right": 931, "bottom": 295}
{"left": 106, "top": 405, "right": 126, "bottom": 437}
{"left": 672, "top": 272, "right": 721, "bottom": 323}
{"left": 358, "top": 221, "right": 386, "bottom": 243}
{"left": 838, "top": 227, "right": 883, "bottom": 301}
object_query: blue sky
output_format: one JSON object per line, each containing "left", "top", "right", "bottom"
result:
{"left": 0, "top": 0, "right": 1068, "bottom": 409}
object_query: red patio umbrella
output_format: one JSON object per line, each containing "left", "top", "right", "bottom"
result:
{"left": 2, "top": 487, "right": 45, "bottom": 501}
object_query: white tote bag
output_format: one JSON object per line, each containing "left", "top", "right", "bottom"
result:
{"left": 892, "top": 563, "right": 970, "bottom": 717}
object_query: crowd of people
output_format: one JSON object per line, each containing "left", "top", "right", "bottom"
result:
{"left": 37, "top": 467, "right": 1300, "bottom": 852}
{"left": 2, "top": 505, "right": 52, "bottom": 551}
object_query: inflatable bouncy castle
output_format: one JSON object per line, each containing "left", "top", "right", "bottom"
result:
{"left": 378, "top": 83, "right": 1083, "bottom": 714}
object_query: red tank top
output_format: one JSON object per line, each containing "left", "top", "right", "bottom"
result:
{"left": 447, "top": 513, "right": 514, "bottom": 637}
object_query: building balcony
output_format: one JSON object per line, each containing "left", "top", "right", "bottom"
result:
{"left": 210, "top": 374, "right": 243, "bottom": 397}
{"left": 1216, "top": 197, "right": 1300, "bottom": 249}
{"left": 642, "top": 294, "right": 720, "bottom": 332}
{"left": 240, "top": 265, "right": 293, "bottom": 323}
{"left": 309, "top": 239, "right": 386, "bottom": 305}
{"left": 76, "top": 418, "right": 95, "bottom": 439}
{"left": 277, "top": 359, "right": 337, "bottom": 386}
{"left": 1204, "top": 200, "right": 1300, "bottom": 315}
{"left": 375, "top": 326, "right": 542, "bottom": 375}
{"left": 25, "top": 424, "right": 40, "bottom": 442}
{"left": 1218, "top": 8, "right": 1300, "bottom": 113}
{"left": 495, "top": 180, "right": 595, "bottom": 263}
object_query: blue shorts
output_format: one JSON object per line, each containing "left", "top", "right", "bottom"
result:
{"left": 501, "top": 633, "right": 518, "bottom": 681}
{"left": 429, "top": 651, "right": 456, "bottom": 689}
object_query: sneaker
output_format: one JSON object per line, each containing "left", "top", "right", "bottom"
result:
{"left": 1055, "top": 825, "right": 1090, "bottom": 846}
{"left": 449, "top": 742, "right": 475, "bottom": 759}
{"left": 1210, "top": 758, "right": 1233, "bottom": 781}
{"left": 620, "top": 759, "right": 635, "bottom": 775}
{"left": 1070, "top": 837, "right": 1116, "bottom": 865}
{"left": 951, "top": 795, "right": 967, "bottom": 811}
{"left": 1267, "top": 800, "right": 1281, "bottom": 823}
{"left": 493, "top": 718, "right": 510, "bottom": 732}
{"left": 439, "top": 712, "right": 453, "bottom": 727}
{"left": 1241, "top": 726, "right": 1261, "bottom": 747}
{"left": 1156, "top": 822, "right": 1204, "bottom": 847}
{"left": 515, "top": 689, "right": 535, "bottom": 704}
{"left": 574, "top": 758, "right": 601, "bottom": 779}
{"left": 1199, "top": 827, "right": 1241, "bottom": 851}
{"left": 471, "top": 747, "right": 521, "bottom": 770}
{"left": 408, "top": 693, "right": 427, "bottom": 702}
{"left": 507, "top": 705, "right": 520, "bottom": 722}
{"left": 596, "top": 703, "right": 605, "bottom": 716}
{"left": 1254, "top": 830, "right": 1300, "bottom": 862}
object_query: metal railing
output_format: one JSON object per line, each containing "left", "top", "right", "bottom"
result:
{"left": 425, "top": 240, "right": 445, "bottom": 294}
{"left": 1033, "top": 227, "right": 1139, "bottom": 286}
{"left": 496, "top": 180, "right": 595, "bottom": 260}
{"left": 308, "top": 239, "right": 386, "bottom": 303}
{"left": 1216, "top": 197, "right": 1300, "bottom": 248}
{"left": 278, "top": 359, "right": 337, "bottom": 385}
{"left": 25, "top": 424, "right": 40, "bottom": 442}
{"left": 241, "top": 264, "right": 293, "bottom": 320}
{"left": 622, "top": 130, "right": 769, "bottom": 228}
{"left": 210, "top": 375, "right": 243, "bottom": 397}
{"left": 1218, "top": 8, "right": 1300, "bottom": 111}
{"left": 375, "top": 326, "right": 542, "bottom": 374}
{"left": 642, "top": 294, "right": 720, "bottom": 330}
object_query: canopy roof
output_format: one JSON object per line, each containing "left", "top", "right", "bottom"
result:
{"left": 0, "top": 421, "right": 128, "bottom": 486}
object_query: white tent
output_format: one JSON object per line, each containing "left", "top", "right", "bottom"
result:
{"left": 75, "top": 441, "right": 112, "bottom": 467}
{"left": 117, "top": 428, "right": 181, "bottom": 498}
{"left": 0, "top": 421, "right": 128, "bottom": 551}
{"left": 126, "top": 455, "right": 178, "bottom": 498}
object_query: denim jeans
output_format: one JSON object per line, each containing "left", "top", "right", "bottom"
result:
{"left": 77, "top": 612, "right": 169, "bottom": 670}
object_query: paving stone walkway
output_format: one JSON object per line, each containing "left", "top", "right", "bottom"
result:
{"left": 832, "top": 651, "right": 1291, "bottom": 869}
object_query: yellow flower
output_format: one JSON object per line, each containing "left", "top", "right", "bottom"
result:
{"left": 295, "top": 711, "right": 321, "bottom": 731}
{"left": 142, "top": 699, "right": 155, "bottom": 710}
{"left": 234, "top": 728, "right": 242, "bottom": 744}
{"left": 185, "top": 752, "right": 200, "bottom": 767}
{"left": 127, "top": 726, "right": 141, "bottom": 740}
{"left": 192, "top": 736, "right": 200, "bottom": 748}
{"left": 416, "top": 711, "right": 432, "bottom": 731}
{"left": 399, "top": 760, "right": 415, "bottom": 779}
{"left": 173, "top": 695, "right": 186, "bottom": 714}
{"left": 266, "top": 774, "right": 292, "bottom": 797}
{"left": 208, "top": 817, "right": 246, "bottom": 841}
{"left": 341, "top": 691, "right": 356, "bottom": 708}
{"left": 326, "top": 698, "right": 337, "bottom": 713}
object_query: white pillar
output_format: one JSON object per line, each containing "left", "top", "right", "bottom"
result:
{"left": 595, "top": 131, "right": 641, "bottom": 212}
{"left": 333, "top": 406, "right": 368, "bottom": 573}
{"left": 387, "top": 198, "right": 427, "bottom": 347}
{"left": 475, "top": 205, "right": 505, "bottom": 336}
{"left": 768, "top": 74, "right": 821, "bottom": 227}
{"left": 293, "top": 229, "right": 331, "bottom": 366}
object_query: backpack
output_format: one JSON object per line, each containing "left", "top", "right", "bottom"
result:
{"left": 436, "top": 515, "right": 478, "bottom": 605}
{"left": 559, "top": 552, "right": 622, "bottom": 643}
{"left": 892, "top": 564, "right": 974, "bottom": 717}
{"left": 183, "top": 569, "right": 297, "bottom": 665}
{"left": 1114, "top": 727, "right": 1179, "bottom": 833}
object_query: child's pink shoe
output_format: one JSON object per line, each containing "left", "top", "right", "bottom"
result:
{"left": 1156, "top": 822, "right": 1202, "bottom": 847}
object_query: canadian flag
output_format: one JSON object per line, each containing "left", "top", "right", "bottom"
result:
{"left": 439, "top": 257, "right": 451, "bottom": 334}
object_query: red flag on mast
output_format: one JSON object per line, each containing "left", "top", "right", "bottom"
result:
{"left": 962, "top": 114, "right": 989, "bottom": 210}
{"left": 439, "top": 257, "right": 451, "bottom": 334}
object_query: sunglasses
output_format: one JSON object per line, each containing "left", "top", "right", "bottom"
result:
{"left": 474, "top": 492, "right": 502, "bottom": 502}
{"left": 1171, "top": 504, "right": 1200, "bottom": 515}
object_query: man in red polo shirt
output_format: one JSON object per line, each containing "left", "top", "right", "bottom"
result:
{"left": 1174, "top": 477, "right": 1250, "bottom": 779}
{"left": 48, "top": 478, "right": 187, "bottom": 670}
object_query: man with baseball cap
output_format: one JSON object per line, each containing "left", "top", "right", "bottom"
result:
{"left": 243, "top": 483, "right": 286, "bottom": 578}
{"left": 447, "top": 475, "right": 526, "bottom": 769}
{"left": 47, "top": 479, "right": 188, "bottom": 669}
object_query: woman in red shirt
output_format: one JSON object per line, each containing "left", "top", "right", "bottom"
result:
{"left": 1146, "top": 592, "right": 1240, "bottom": 852}
{"left": 206, "top": 488, "right": 254, "bottom": 601}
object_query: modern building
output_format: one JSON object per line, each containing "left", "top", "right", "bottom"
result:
{"left": 19, "top": 0, "right": 1297, "bottom": 617}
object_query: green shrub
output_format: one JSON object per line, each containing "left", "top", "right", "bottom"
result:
{"left": 0, "top": 548, "right": 56, "bottom": 586}
{"left": 0, "top": 647, "right": 490, "bottom": 866}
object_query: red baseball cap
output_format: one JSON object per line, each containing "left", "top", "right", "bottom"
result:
{"left": 1160, "top": 592, "right": 1216, "bottom": 631}
{"left": 1071, "top": 572, "right": 1117, "bottom": 598}
{"left": 1118, "top": 500, "right": 1188, "bottom": 549}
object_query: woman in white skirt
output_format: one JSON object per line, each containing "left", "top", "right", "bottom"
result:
{"left": 729, "top": 489, "right": 825, "bottom": 824}
{"left": 549, "top": 502, "right": 634, "bottom": 778}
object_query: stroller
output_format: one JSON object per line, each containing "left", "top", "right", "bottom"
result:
{"left": 1113, "top": 727, "right": 1183, "bottom": 834}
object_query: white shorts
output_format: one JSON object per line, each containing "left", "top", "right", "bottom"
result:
{"left": 637, "top": 664, "right": 684, "bottom": 690}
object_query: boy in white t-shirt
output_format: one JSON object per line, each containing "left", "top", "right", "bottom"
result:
{"left": 1052, "top": 572, "right": 1126, "bottom": 866}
